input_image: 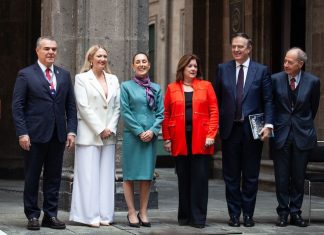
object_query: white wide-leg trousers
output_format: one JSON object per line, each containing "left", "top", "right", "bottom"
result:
{"left": 70, "top": 145, "right": 115, "bottom": 224}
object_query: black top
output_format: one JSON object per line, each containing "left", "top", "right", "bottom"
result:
{"left": 184, "top": 91, "right": 193, "bottom": 132}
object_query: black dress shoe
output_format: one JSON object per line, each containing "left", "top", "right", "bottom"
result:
{"left": 191, "top": 223, "right": 205, "bottom": 229}
{"left": 127, "top": 214, "right": 140, "bottom": 228}
{"left": 276, "top": 214, "right": 288, "bottom": 227}
{"left": 243, "top": 215, "right": 255, "bottom": 227}
{"left": 137, "top": 213, "right": 151, "bottom": 227}
{"left": 41, "top": 216, "right": 66, "bottom": 229}
{"left": 228, "top": 216, "right": 240, "bottom": 227}
{"left": 27, "top": 218, "right": 40, "bottom": 230}
{"left": 290, "top": 214, "right": 308, "bottom": 227}
{"left": 178, "top": 219, "right": 190, "bottom": 226}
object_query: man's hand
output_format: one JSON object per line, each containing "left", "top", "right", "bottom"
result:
{"left": 19, "top": 135, "right": 31, "bottom": 151}
{"left": 260, "top": 127, "right": 272, "bottom": 141}
{"left": 66, "top": 134, "right": 75, "bottom": 150}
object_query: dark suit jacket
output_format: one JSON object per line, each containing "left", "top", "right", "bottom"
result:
{"left": 271, "top": 71, "right": 320, "bottom": 150}
{"left": 12, "top": 63, "right": 77, "bottom": 143}
{"left": 215, "top": 60, "right": 273, "bottom": 140}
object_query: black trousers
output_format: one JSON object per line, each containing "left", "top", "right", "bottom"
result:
{"left": 222, "top": 122, "right": 263, "bottom": 217}
{"left": 23, "top": 132, "right": 65, "bottom": 219}
{"left": 273, "top": 130, "right": 309, "bottom": 216}
{"left": 175, "top": 131, "right": 210, "bottom": 226}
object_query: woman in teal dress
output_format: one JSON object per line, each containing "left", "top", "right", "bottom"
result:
{"left": 120, "top": 52, "right": 164, "bottom": 227}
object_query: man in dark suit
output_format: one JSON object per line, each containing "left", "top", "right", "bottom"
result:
{"left": 12, "top": 36, "right": 77, "bottom": 230}
{"left": 215, "top": 33, "right": 273, "bottom": 227}
{"left": 271, "top": 48, "right": 320, "bottom": 227}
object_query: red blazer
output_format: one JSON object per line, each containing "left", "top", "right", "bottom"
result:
{"left": 162, "top": 78, "right": 219, "bottom": 156}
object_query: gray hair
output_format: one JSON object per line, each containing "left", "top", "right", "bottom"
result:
{"left": 287, "top": 47, "right": 308, "bottom": 63}
{"left": 36, "top": 36, "right": 56, "bottom": 48}
{"left": 231, "top": 32, "right": 253, "bottom": 48}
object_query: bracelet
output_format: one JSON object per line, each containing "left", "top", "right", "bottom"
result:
{"left": 164, "top": 140, "right": 171, "bottom": 144}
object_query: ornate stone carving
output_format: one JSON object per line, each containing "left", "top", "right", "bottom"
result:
{"left": 229, "top": 0, "right": 244, "bottom": 38}
{"left": 159, "top": 17, "right": 165, "bottom": 40}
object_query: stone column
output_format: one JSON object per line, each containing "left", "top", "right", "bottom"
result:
{"left": 305, "top": 0, "right": 324, "bottom": 140}
{"left": 39, "top": 0, "right": 78, "bottom": 210}
{"left": 40, "top": 0, "right": 153, "bottom": 211}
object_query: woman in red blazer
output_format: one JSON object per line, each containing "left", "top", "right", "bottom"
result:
{"left": 162, "top": 54, "right": 219, "bottom": 228}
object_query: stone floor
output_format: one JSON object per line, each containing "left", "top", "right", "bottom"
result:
{"left": 1, "top": 168, "right": 324, "bottom": 234}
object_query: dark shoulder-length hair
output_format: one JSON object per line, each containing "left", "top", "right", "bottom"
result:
{"left": 132, "top": 52, "right": 150, "bottom": 64}
{"left": 176, "top": 54, "right": 203, "bottom": 82}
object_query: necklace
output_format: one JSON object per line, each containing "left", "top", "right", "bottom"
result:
{"left": 183, "top": 82, "right": 192, "bottom": 86}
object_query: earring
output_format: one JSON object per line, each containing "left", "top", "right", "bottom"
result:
{"left": 90, "top": 62, "right": 93, "bottom": 68}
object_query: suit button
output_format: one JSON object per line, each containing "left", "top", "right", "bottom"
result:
{"left": 104, "top": 106, "right": 108, "bottom": 109}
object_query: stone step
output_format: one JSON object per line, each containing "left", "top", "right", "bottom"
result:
{"left": 212, "top": 157, "right": 324, "bottom": 198}
{"left": 258, "top": 171, "right": 276, "bottom": 192}
{"left": 260, "top": 159, "right": 275, "bottom": 175}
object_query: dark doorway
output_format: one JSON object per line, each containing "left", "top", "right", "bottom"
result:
{"left": 271, "top": 0, "right": 305, "bottom": 73}
{"left": 192, "top": 0, "right": 223, "bottom": 81}
{"left": 0, "top": 0, "right": 41, "bottom": 178}
{"left": 290, "top": 0, "right": 306, "bottom": 49}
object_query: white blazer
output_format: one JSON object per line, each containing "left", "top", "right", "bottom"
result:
{"left": 74, "top": 70, "right": 120, "bottom": 145}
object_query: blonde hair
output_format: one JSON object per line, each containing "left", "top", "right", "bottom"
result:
{"left": 80, "top": 45, "right": 112, "bottom": 73}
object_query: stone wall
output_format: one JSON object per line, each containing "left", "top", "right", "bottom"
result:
{"left": 306, "top": 0, "right": 324, "bottom": 140}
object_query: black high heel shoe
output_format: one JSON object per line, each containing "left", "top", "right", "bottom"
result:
{"left": 127, "top": 214, "right": 140, "bottom": 228}
{"left": 137, "top": 213, "right": 151, "bottom": 227}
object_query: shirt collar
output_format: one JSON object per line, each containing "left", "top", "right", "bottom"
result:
{"left": 288, "top": 71, "right": 301, "bottom": 84}
{"left": 37, "top": 60, "right": 54, "bottom": 73}
{"left": 236, "top": 57, "right": 250, "bottom": 68}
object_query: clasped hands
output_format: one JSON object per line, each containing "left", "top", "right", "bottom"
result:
{"left": 100, "top": 128, "right": 112, "bottom": 140}
{"left": 139, "top": 130, "right": 154, "bottom": 142}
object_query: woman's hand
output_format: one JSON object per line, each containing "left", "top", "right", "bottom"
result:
{"left": 205, "top": 138, "right": 215, "bottom": 148}
{"left": 100, "top": 128, "right": 112, "bottom": 139}
{"left": 139, "top": 130, "right": 154, "bottom": 142}
{"left": 163, "top": 140, "right": 171, "bottom": 152}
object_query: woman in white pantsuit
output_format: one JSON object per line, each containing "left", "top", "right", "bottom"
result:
{"left": 70, "top": 45, "right": 120, "bottom": 227}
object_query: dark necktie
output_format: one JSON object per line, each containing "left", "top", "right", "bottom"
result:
{"left": 290, "top": 77, "right": 296, "bottom": 91}
{"left": 235, "top": 65, "right": 244, "bottom": 121}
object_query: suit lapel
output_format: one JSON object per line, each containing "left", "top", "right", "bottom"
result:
{"left": 278, "top": 73, "right": 291, "bottom": 110}
{"left": 53, "top": 66, "right": 61, "bottom": 96}
{"left": 294, "top": 71, "right": 306, "bottom": 110}
{"left": 88, "top": 70, "right": 108, "bottom": 102}
{"left": 243, "top": 61, "right": 256, "bottom": 101}
{"left": 105, "top": 73, "right": 114, "bottom": 104}
{"left": 226, "top": 61, "right": 237, "bottom": 98}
